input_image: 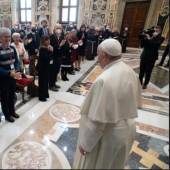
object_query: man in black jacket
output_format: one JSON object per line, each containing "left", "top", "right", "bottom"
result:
{"left": 39, "top": 20, "right": 50, "bottom": 38}
{"left": 49, "top": 24, "right": 65, "bottom": 91}
{"left": 139, "top": 26, "right": 164, "bottom": 89}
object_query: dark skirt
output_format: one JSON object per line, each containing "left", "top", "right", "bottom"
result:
{"left": 79, "top": 45, "right": 86, "bottom": 56}
{"left": 61, "top": 56, "right": 72, "bottom": 68}
{"left": 71, "top": 49, "right": 79, "bottom": 62}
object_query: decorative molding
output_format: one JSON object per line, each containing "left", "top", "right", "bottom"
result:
{"left": 0, "top": 0, "right": 12, "bottom": 27}
{"left": 35, "top": 0, "right": 50, "bottom": 24}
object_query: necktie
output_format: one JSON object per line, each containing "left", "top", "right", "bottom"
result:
{"left": 44, "top": 28, "right": 48, "bottom": 36}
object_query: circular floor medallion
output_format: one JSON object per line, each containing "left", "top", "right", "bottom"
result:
{"left": 2, "top": 141, "right": 52, "bottom": 169}
{"left": 49, "top": 103, "right": 81, "bottom": 123}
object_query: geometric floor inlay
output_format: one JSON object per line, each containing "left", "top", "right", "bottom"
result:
{"left": 2, "top": 141, "right": 52, "bottom": 169}
{"left": 134, "top": 67, "right": 169, "bottom": 88}
{"left": 53, "top": 128, "right": 169, "bottom": 169}
{"left": 49, "top": 103, "right": 81, "bottom": 123}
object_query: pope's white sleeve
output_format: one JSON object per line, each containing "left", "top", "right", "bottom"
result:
{"left": 78, "top": 118, "right": 105, "bottom": 152}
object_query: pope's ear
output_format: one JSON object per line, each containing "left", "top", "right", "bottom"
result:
{"left": 104, "top": 52, "right": 111, "bottom": 60}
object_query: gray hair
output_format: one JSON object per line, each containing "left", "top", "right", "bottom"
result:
{"left": 0, "top": 27, "right": 11, "bottom": 38}
{"left": 12, "top": 32, "right": 20, "bottom": 39}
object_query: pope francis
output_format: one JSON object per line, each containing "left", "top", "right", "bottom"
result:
{"left": 73, "top": 39, "right": 141, "bottom": 169}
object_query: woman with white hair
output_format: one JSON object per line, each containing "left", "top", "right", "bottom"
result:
{"left": 73, "top": 39, "right": 141, "bottom": 169}
{"left": 11, "top": 32, "right": 28, "bottom": 71}
{"left": 0, "top": 27, "right": 21, "bottom": 123}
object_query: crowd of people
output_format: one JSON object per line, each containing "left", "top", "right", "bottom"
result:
{"left": 8, "top": 21, "right": 128, "bottom": 94}
{"left": 0, "top": 20, "right": 127, "bottom": 122}
{"left": 0, "top": 20, "right": 168, "bottom": 169}
{"left": 0, "top": 19, "right": 168, "bottom": 123}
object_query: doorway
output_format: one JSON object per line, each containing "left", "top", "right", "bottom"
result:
{"left": 121, "top": 1, "right": 151, "bottom": 47}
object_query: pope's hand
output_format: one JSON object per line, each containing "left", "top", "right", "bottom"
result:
{"left": 79, "top": 146, "right": 87, "bottom": 156}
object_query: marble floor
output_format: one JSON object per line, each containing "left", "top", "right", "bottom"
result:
{"left": 0, "top": 48, "right": 169, "bottom": 169}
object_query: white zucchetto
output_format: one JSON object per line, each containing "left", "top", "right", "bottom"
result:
{"left": 98, "top": 38, "right": 122, "bottom": 57}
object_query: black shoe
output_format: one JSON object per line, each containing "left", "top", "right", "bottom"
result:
{"left": 157, "top": 63, "right": 162, "bottom": 66}
{"left": 50, "top": 86, "right": 59, "bottom": 92}
{"left": 55, "top": 84, "right": 61, "bottom": 88}
{"left": 142, "top": 85, "right": 147, "bottom": 89}
{"left": 75, "top": 68, "right": 79, "bottom": 71}
{"left": 5, "top": 116, "right": 15, "bottom": 123}
{"left": 68, "top": 71, "right": 75, "bottom": 75}
{"left": 12, "top": 113, "right": 20, "bottom": 119}
{"left": 62, "top": 78, "right": 67, "bottom": 81}
{"left": 39, "top": 98, "right": 47, "bottom": 102}
{"left": 45, "top": 93, "right": 49, "bottom": 98}
{"left": 65, "top": 77, "right": 69, "bottom": 81}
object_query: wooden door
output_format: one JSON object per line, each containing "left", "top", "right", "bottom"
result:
{"left": 121, "top": 1, "right": 151, "bottom": 47}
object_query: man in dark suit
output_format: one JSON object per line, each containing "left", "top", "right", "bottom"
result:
{"left": 39, "top": 20, "right": 50, "bottom": 38}
{"left": 139, "top": 25, "right": 165, "bottom": 89}
{"left": 49, "top": 24, "right": 65, "bottom": 91}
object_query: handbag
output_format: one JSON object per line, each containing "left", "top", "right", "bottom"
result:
{"left": 23, "top": 58, "right": 30, "bottom": 65}
{"left": 16, "top": 74, "right": 33, "bottom": 86}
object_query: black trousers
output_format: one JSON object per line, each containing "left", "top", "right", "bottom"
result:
{"left": 38, "top": 71, "right": 49, "bottom": 99}
{"left": 122, "top": 39, "right": 128, "bottom": 53}
{"left": 139, "top": 59, "right": 156, "bottom": 86}
{"left": 0, "top": 77, "right": 16, "bottom": 118}
{"left": 49, "top": 63, "right": 60, "bottom": 87}
{"left": 29, "top": 55, "right": 37, "bottom": 76}
{"left": 159, "top": 44, "right": 169, "bottom": 65}
{"left": 61, "top": 67, "right": 69, "bottom": 80}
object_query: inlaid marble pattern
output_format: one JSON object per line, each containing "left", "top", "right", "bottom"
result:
{"left": 123, "top": 58, "right": 140, "bottom": 69}
{"left": 68, "top": 56, "right": 169, "bottom": 116}
{"left": 0, "top": 100, "right": 82, "bottom": 169}
{"left": 49, "top": 103, "right": 81, "bottom": 123}
{"left": 68, "top": 63, "right": 168, "bottom": 97}
{"left": 141, "top": 98, "right": 169, "bottom": 116}
{"left": 0, "top": 51, "right": 168, "bottom": 169}
{"left": 82, "top": 65, "right": 103, "bottom": 83}
{"left": 136, "top": 122, "right": 169, "bottom": 138}
{"left": 53, "top": 128, "right": 169, "bottom": 169}
{"left": 2, "top": 141, "right": 52, "bottom": 169}
{"left": 134, "top": 67, "right": 169, "bottom": 89}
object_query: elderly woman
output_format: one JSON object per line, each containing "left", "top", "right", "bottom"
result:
{"left": 11, "top": 32, "right": 28, "bottom": 72}
{"left": 0, "top": 27, "right": 21, "bottom": 123}
{"left": 73, "top": 39, "right": 141, "bottom": 169}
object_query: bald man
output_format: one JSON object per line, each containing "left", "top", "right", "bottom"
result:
{"left": 73, "top": 39, "right": 141, "bottom": 169}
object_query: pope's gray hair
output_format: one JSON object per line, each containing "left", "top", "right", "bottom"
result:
{"left": 0, "top": 27, "right": 11, "bottom": 38}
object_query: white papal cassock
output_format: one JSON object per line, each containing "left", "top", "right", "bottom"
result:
{"left": 73, "top": 59, "right": 141, "bottom": 169}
